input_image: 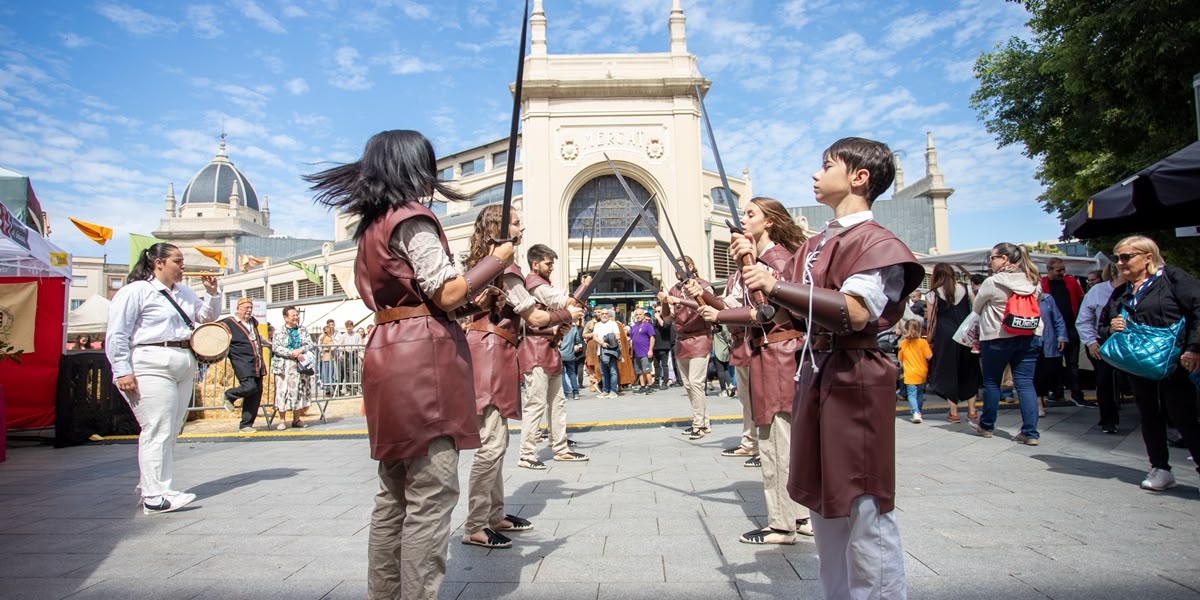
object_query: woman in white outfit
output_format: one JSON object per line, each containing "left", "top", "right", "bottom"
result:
{"left": 106, "top": 243, "right": 220, "bottom": 514}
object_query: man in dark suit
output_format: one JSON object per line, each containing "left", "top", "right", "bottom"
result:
{"left": 221, "top": 297, "right": 266, "bottom": 432}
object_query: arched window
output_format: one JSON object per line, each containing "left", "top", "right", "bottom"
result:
{"left": 711, "top": 187, "right": 738, "bottom": 207}
{"left": 567, "top": 175, "right": 658, "bottom": 239}
{"left": 469, "top": 181, "right": 523, "bottom": 207}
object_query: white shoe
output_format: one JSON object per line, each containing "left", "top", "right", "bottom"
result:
{"left": 1140, "top": 468, "right": 1177, "bottom": 491}
{"left": 911, "top": 413, "right": 922, "bottom": 424}
{"left": 143, "top": 492, "right": 196, "bottom": 515}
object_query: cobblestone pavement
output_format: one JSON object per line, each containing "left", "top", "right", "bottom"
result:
{"left": 2, "top": 389, "right": 1199, "bottom": 599}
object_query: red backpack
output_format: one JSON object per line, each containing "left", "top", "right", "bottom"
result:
{"left": 1002, "top": 292, "right": 1041, "bottom": 336}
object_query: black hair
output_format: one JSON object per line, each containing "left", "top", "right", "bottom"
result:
{"left": 282, "top": 305, "right": 299, "bottom": 318}
{"left": 822, "top": 137, "right": 895, "bottom": 204}
{"left": 127, "top": 243, "right": 180, "bottom": 283}
{"left": 969, "top": 273, "right": 986, "bottom": 285}
{"left": 304, "top": 130, "right": 467, "bottom": 240}
{"left": 527, "top": 243, "right": 557, "bottom": 267}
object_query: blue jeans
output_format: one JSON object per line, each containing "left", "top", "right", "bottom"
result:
{"left": 561, "top": 359, "right": 579, "bottom": 396}
{"left": 980, "top": 335, "right": 1041, "bottom": 438}
{"left": 906, "top": 384, "right": 925, "bottom": 414}
{"left": 600, "top": 357, "right": 618, "bottom": 393}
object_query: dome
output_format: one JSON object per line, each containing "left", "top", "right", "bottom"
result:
{"left": 180, "top": 140, "right": 261, "bottom": 210}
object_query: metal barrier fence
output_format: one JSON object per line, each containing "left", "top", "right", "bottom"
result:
{"left": 189, "top": 344, "right": 366, "bottom": 416}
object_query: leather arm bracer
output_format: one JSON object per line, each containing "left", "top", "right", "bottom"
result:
{"left": 545, "top": 308, "right": 574, "bottom": 327}
{"left": 701, "top": 290, "right": 726, "bottom": 310}
{"left": 768, "top": 280, "right": 852, "bottom": 335}
{"left": 462, "top": 256, "right": 506, "bottom": 298}
{"left": 715, "top": 306, "right": 755, "bottom": 325}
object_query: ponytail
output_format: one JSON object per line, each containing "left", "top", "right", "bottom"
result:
{"left": 126, "top": 243, "right": 179, "bottom": 283}
{"left": 992, "top": 242, "right": 1039, "bottom": 285}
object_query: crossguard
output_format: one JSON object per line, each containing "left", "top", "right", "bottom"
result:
{"left": 725, "top": 220, "right": 774, "bottom": 323}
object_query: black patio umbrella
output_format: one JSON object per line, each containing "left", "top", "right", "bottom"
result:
{"left": 1064, "top": 141, "right": 1200, "bottom": 239}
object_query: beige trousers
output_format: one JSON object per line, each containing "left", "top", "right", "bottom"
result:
{"left": 520, "top": 366, "right": 568, "bottom": 458}
{"left": 679, "top": 356, "right": 710, "bottom": 429}
{"left": 465, "top": 406, "right": 507, "bottom": 534}
{"left": 758, "top": 412, "right": 807, "bottom": 531}
{"left": 367, "top": 436, "right": 460, "bottom": 600}
{"left": 735, "top": 365, "right": 758, "bottom": 453}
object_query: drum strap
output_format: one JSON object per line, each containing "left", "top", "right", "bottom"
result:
{"left": 159, "top": 290, "right": 195, "bottom": 329}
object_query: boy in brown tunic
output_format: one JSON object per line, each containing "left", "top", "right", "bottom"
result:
{"left": 739, "top": 138, "right": 923, "bottom": 599}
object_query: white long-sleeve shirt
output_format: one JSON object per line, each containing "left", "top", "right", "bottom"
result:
{"left": 819, "top": 211, "right": 905, "bottom": 321}
{"left": 1076, "top": 280, "right": 1121, "bottom": 347}
{"left": 105, "top": 278, "right": 222, "bottom": 379}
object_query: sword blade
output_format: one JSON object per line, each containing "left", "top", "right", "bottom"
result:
{"left": 613, "top": 261, "right": 659, "bottom": 294}
{"left": 498, "top": 0, "right": 530, "bottom": 240}
{"left": 573, "top": 196, "right": 656, "bottom": 303}
{"left": 601, "top": 153, "right": 687, "bottom": 278}
{"left": 695, "top": 83, "right": 741, "bottom": 231}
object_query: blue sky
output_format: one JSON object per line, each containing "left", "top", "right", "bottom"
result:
{"left": 0, "top": 0, "right": 1059, "bottom": 263}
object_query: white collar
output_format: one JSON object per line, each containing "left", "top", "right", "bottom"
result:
{"left": 823, "top": 210, "right": 874, "bottom": 238}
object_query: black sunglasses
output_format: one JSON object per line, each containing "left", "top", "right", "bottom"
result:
{"left": 1115, "top": 252, "right": 1144, "bottom": 263}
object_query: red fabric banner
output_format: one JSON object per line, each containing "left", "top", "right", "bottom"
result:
{"left": 0, "top": 276, "right": 65, "bottom": 429}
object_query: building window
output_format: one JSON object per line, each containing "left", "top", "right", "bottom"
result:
{"left": 331, "top": 274, "right": 345, "bottom": 295}
{"left": 460, "top": 157, "right": 484, "bottom": 177}
{"left": 270, "top": 282, "right": 295, "bottom": 302}
{"left": 70, "top": 299, "right": 85, "bottom": 310}
{"left": 492, "top": 149, "right": 508, "bottom": 168}
{"left": 71, "top": 275, "right": 88, "bottom": 288}
{"left": 108, "top": 276, "right": 123, "bottom": 290}
{"left": 297, "top": 276, "right": 324, "bottom": 299}
{"left": 470, "top": 181, "right": 523, "bottom": 207}
{"left": 245, "top": 287, "right": 266, "bottom": 300}
{"left": 712, "top": 241, "right": 734, "bottom": 281}
{"left": 567, "top": 175, "right": 658, "bottom": 239}
{"left": 196, "top": 212, "right": 203, "bottom": 217}
{"left": 437, "top": 166, "right": 454, "bottom": 181}
{"left": 711, "top": 187, "right": 739, "bottom": 210}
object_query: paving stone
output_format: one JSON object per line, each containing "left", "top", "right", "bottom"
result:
{"left": 455, "top": 582, "right": 599, "bottom": 599}
{"left": 600, "top": 581, "right": 739, "bottom": 599}
{"left": 535, "top": 555, "right": 662, "bottom": 583}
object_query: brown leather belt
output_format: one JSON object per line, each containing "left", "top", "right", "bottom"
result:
{"left": 749, "top": 329, "right": 804, "bottom": 351}
{"left": 374, "top": 304, "right": 434, "bottom": 325}
{"left": 810, "top": 332, "right": 878, "bottom": 353}
{"left": 467, "top": 322, "right": 519, "bottom": 347}
{"left": 139, "top": 340, "right": 192, "bottom": 349}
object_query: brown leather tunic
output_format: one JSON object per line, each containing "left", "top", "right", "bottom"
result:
{"left": 725, "top": 271, "right": 753, "bottom": 368}
{"left": 466, "top": 264, "right": 524, "bottom": 419}
{"left": 670, "top": 279, "right": 713, "bottom": 359}
{"left": 517, "top": 272, "right": 563, "bottom": 376}
{"left": 355, "top": 203, "right": 479, "bottom": 461}
{"left": 785, "top": 221, "right": 923, "bottom": 518}
{"left": 747, "top": 244, "right": 804, "bottom": 427}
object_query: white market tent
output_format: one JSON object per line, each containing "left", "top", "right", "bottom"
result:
{"left": 916, "top": 248, "right": 1106, "bottom": 278}
{"left": 67, "top": 294, "right": 110, "bottom": 335}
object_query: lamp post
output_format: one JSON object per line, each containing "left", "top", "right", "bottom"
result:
{"left": 1193, "top": 72, "right": 1200, "bottom": 141}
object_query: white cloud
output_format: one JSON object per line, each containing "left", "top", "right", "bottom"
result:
{"left": 883, "top": 12, "right": 955, "bottom": 49}
{"left": 383, "top": 54, "right": 442, "bottom": 75}
{"left": 187, "top": 5, "right": 223, "bottom": 38}
{"left": 269, "top": 134, "right": 303, "bottom": 150}
{"left": 254, "top": 51, "right": 285, "bottom": 74}
{"left": 328, "top": 46, "right": 371, "bottom": 91}
{"left": 232, "top": 0, "right": 287, "bottom": 34}
{"left": 943, "top": 57, "right": 977, "bottom": 82}
{"left": 396, "top": 0, "right": 432, "bottom": 20}
{"left": 285, "top": 78, "right": 309, "bottom": 95}
{"left": 93, "top": 3, "right": 178, "bottom": 35}
{"left": 190, "top": 78, "right": 272, "bottom": 113}
{"left": 280, "top": 1, "right": 308, "bottom": 18}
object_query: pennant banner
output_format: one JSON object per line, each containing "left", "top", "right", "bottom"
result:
{"left": 240, "top": 254, "right": 267, "bottom": 272}
{"left": 193, "top": 246, "right": 226, "bottom": 269}
{"left": 0, "top": 282, "right": 38, "bottom": 353}
{"left": 129, "top": 233, "right": 166, "bottom": 272}
{"left": 288, "top": 260, "right": 321, "bottom": 285}
{"left": 68, "top": 217, "right": 113, "bottom": 246}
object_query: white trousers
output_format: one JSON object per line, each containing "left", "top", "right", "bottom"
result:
{"left": 735, "top": 365, "right": 757, "bottom": 452}
{"left": 124, "top": 346, "right": 196, "bottom": 498}
{"left": 810, "top": 495, "right": 907, "bottom": 600}
{"left": 520, "top": 367, "right": 568, "bottom": 458}
{"left": 679, "top": 357, "right": 709, "bottom": 429}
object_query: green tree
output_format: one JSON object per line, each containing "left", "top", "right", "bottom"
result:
{"left": 970, "top": 0, "right": 1200, "bottom": 270}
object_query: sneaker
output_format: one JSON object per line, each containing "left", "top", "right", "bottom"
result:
{"left": 239, "top": 426, "right": 256, "bottom": 433}
{"left": 1101, "top": 425, "right": 1119, "bottom": 435}
{"left": 1140, "top": 468, "right": 1176, "bottom": 491}
{"left": 1070, "top": 394, "right": 1098, "bottom": 408}
{"left": 970, "top": 420, "right": 993, "bottom": 438}
{"left": 142, "top": 492, "right": 196, "bottom": 515}
{"left": 911, "top": 413, "right": 922, "bottom": 424}
{"left": 1014, "top": 433, "right": 1040, "bottom": 446}
{"left": 744, "top": 456, "right": 761, "bottom": 468}
{"left": 222, "top": 396, "right": 237, "bottom": 413}
{"left": 795, "top": 517, "right": 814, "bottom": 536}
